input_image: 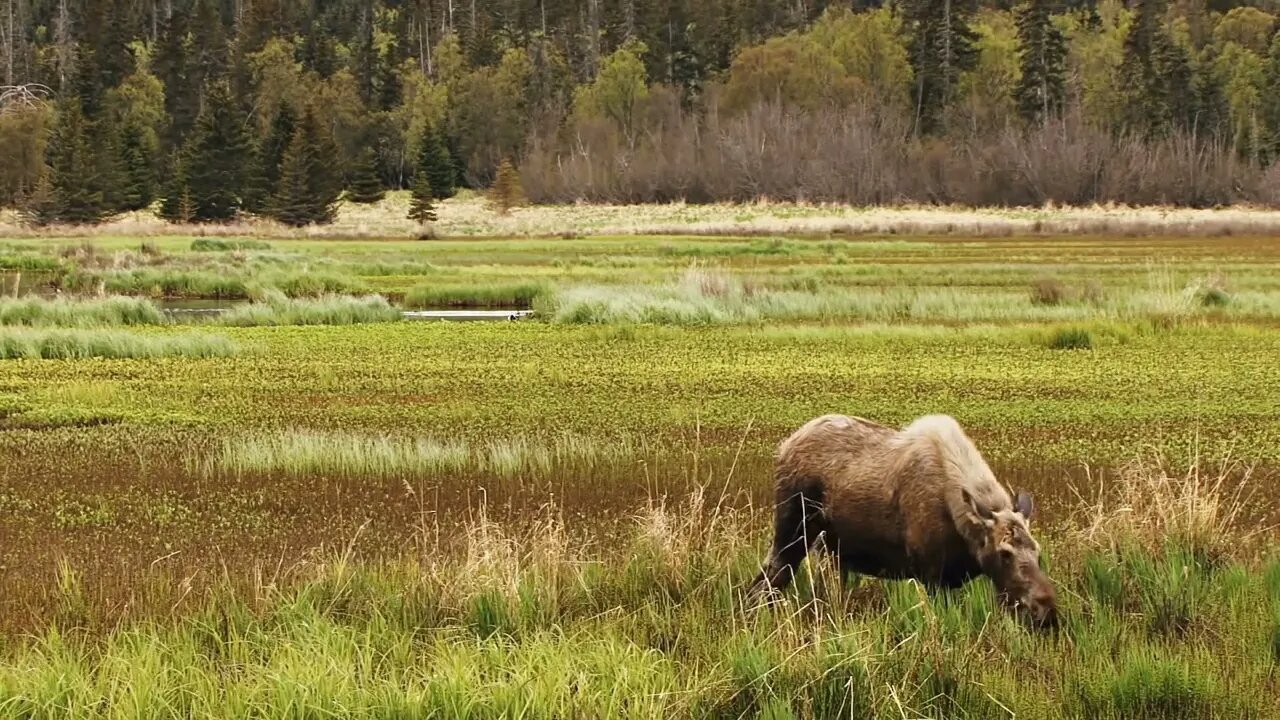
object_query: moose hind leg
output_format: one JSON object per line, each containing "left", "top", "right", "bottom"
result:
{"left": 748, "top": 487, "right": 825, "bottom": 598}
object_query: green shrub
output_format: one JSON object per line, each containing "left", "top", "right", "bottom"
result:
{"left": 1046, "top": 326, "right": 1093, "bottom": 350}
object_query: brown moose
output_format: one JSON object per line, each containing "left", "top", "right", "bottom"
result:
{"left": 747, "top": 413, "right": 1059, "bottom": 630}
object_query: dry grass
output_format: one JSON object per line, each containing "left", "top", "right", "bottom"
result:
{"left": 1069, "top": 449, "right": 1266, "bottom": 563}
{"left": 7, "top": 194, "right": 1280, "bottom": 239}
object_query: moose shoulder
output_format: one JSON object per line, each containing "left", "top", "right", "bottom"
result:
{"left": 747, "top": 413, "right": 1058, "bottom": 630}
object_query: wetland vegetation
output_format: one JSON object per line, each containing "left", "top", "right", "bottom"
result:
{"left": 0, "top": 230, "right": 1278, "bottom": 718}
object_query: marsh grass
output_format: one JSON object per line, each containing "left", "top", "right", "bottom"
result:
{"left": 216, "top": 292, "right": 402, "bottom": 326}
{"left": 0, "top": 296, "right": 166, "bottom": 327}
{"left": 201, "top": 429, "right": 652, "bottom": 479}
{"left": 403, "top": 280, "right": 549, "bottom": 308}
{"left": 0, "top": 466, "right": 1275, "bottom": 719}
{"left": 0, "top": 329, "right": 237, "bottom": 360}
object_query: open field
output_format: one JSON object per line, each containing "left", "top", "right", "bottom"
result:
{"left": 0, "top": 230, "right": 1278, "bottom": 718}
{"left": 8, "top": 193, "right": 1280, "bottom": 240}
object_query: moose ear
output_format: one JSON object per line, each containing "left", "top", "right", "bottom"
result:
{"left": 962, "top": 488, "right": 995, "bottom": 527}
{"left": 1014, "top": 491, "right": 1035, "bottom": 521}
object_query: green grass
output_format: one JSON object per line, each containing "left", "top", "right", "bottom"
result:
{"left": 215, "top": 292, "right": 402, "bottom": 326}
{"left": 0, "top": 296, "right": 166, "bottom": 327}
{"left": 190, "top": 238, "right": 273, "bottom": 252}
{"left": 0, "top": 494, "right": 1272, "bottom": 719}
{"left": 403, "top": 280, "right": 549, "bottom": 308}
{"left": 0, "top": 328, "right": 236, "bottom": 360}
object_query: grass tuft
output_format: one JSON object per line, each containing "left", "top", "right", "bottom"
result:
{"left": 216, "top": 291, "right": 401, "bottom": 326}
{"left": 0, "top": 328, "right": 237, "bottom": 360}
{"left": 1045, "top": 326, "right": 1093, "bottom": 350}
{"left": 0, "top": 296, "right": 166, "bottom": 327}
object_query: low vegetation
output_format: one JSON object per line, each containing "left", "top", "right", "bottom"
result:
{"left": 0, "top": 296, "right": 165, "bottom": 327}
{"left": 215, "top": 292, "right": 401, "bottom": 327}
{"left": 0, "top": 328, "right": 237, "bottom": 360}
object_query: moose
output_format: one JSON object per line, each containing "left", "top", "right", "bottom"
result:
{"left": 747, "top": 413, "right": 1059, "bottom": 630}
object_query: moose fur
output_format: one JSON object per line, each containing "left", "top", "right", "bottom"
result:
{"left": 747, "top": 413, "right": 1058, "bottom": 628}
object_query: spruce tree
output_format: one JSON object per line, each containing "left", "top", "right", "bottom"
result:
{"left": 420, "top": 127, "right": 456, "bottom": 200}
{"left": 43, "top": 98, "right": 105, "bottom": 225}
{"left": 1118, "top": 0, "right": 1191, "bottom": 138}
{"left": 1263, "top": 34, "right": 1280, "bottom": 163}
{"left": 487, "top": 158, "right": 524, "bottom": 215}
{"left": 1015, "top": 0, "right": 1067, "bottom": 126}
{"left": 155, "top": 12, "right": 196, "bottom": 152}
{"left": 241, "top": 142, "right": 272, "bottom": 215}
{"left": 407, "top": 173, "right": 437, "bottom": 225}
{"left": 267, "top": 110, "right": 341, "bottom": 226}
{"left": 261, "top": 105, "right": 297, "bottom": 198}
{"left": 904, "top": 0, "right": 979, "bottom": 136}
{"left": 118, "top": 120, "right": 156, "bottom": 212}
{"left": 271, "top": 128, "right": 320, "bottom": 227}
{"left": 346, "top": 147, "right": 386, "bottom": 204}
{"left": 183, "top": 80, "right": 251, "bottom": 221}
{"left": 159, "top": 154, "right": 193, "bottom": 223}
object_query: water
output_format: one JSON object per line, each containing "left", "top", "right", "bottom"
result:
{"left": 1, "top": 274, "right": 534, "bottom": 321}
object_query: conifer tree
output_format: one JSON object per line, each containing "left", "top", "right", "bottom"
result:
{"left": 1015, "top": 0, "right": 1067, "bottom": 126}
{"left": 420, "top": 127, "right": 456, "bottom": 200}
{"left": 260, "top": 105, "right": 297, "bottom": 199}
{"left": 158, "top": 154, "right": 193, "bottom": 223}
{"left": 241, "top": 142, "right": 272, "bottom": 215}
{"left": 183, "top": 80, "right": 251, "bottom": 221}
{"left": 904, "top": 0, "right": 979, "bottom": 135}
{"left": 43, "top": 97, "right": 105, "bottom": 225}
{"left": 118, "top": 120, "right": 156, "bottom": 211}
{"left": 267, "top": 110, "right": 342, "bottom": 226}
{"left": 407, "top": 173, "right": 437, "bottom": 225}
{"left": 487, "top": 158, "right": 524, "bottom": 215}
{"left": 271, "top": 128, "right": 320, "bottom": 227}
{"left": 346, "top": 147, "right": 386, "bottom": 204}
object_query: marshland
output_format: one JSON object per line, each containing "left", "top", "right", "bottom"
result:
{"left": 1, "top": 220, "right": 1278, "bottom": 718}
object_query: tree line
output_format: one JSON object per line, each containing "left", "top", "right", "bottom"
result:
{"left": 2, "top": 0, "right": 1280, "bottom": 225}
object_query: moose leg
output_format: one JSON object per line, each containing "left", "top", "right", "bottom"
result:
{"left": 747, "top": 487, "right": 824, "bottom": 599}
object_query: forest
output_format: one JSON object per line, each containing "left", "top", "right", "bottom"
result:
{"left": 2, "top": 0, "right": 1280, "bottom": 225}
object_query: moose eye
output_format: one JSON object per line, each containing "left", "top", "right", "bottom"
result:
{"left": 998, "top": 546, "right": 1015, "bottom": 563}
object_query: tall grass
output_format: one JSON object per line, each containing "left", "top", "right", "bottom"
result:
{"left": 542, "top": 266, "right": 1280, "bottom": 326}
{"left": 403, "top": 281, "right": 549, "bottom": 308}
{"left": 0, "top": 462, "right": 1275, "bottom": 719}
{"left": 0, "top": 329, "right": 237, "bottom": 359}
{"left": 201, "top": 429, "right": 650, "bottom": 479}
{"left": 61, "top": 268, "right": 368, "bottom": 299}
{"left": 216, "top": 292, "right": 402, "bottom": 326}
{"left": 0, "top": 296, "right": 166, "bottom": 327}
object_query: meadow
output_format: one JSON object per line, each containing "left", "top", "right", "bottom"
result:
{"left": 0, "top": 223, "right": 1278, "bottom": 718}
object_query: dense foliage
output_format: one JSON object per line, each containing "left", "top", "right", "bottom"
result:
{"left": 2, "top": 0, "right": 1280, "bottom": 221}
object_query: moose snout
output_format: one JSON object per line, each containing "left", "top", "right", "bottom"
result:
{"left": 1025, "top": 588, "right": 1059, "bottom": 631}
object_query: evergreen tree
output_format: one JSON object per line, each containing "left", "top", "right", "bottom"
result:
{"left": 271, "top": 128, "right": 322, "bottom": 227}
{"left": 155, "top": 12, "right": 197, "bottom": 152}
{"left": 260, "top": 105, "right": 297, "bottom": 199}
{"left": 1015, "top": 0, "right": 1067, "bottom": 126}
{"left": 43, "top": 98, "right": 105, "bottom": 225}
{"left": 1263, "top": 33, "right": 1280, "bottom": 162}
{"left": 267, "top": 110, "right": 342, "bottom": 226}
{"left": 241, "top": 142, "right": 272, "bottom": 215}
{"left": 407, "top": 173, "right": 437, "bottom": 225}
{"left": 487, "top": 158, "right": 524, "bottom": 215}
{"left": 183, "top": 80, "right": 251, "bottom": 221}
{"left": 904, "top": 0, "right": 980, "bottom": 135}
{"left": 158, "top": 154, "right": 193, "bottom": 223}
{"left": 346, "top": 147, "right": 386, "bottom": 204}
{"left": 377, "top": 37, "right": 404, "bottom": 112}
{"left": 420, "top": 127, "right": 457, "bottom": 200}
{"left": 354, "top": 15, "right": 378, "bottom": 106}
{"left": 1118, "top": 0, "right": 1193, "bottom": 138}
{"left": 118, "top": 120, "right": 156, "bottom": 211}
{"left": 92, "top": 117, "right": 130, "bottom": 214}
